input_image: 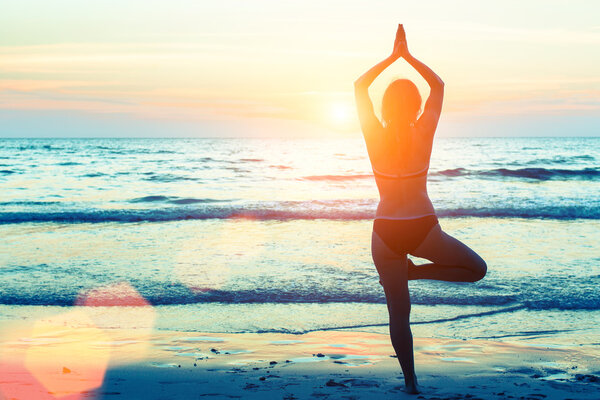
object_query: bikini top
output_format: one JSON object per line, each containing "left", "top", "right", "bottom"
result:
{"left": 372, "top": 165, "right": 429, "bottom": 180}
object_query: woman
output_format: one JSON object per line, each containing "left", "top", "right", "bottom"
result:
{"left": 354, "top": 24, "right": 487, "bottom": 394}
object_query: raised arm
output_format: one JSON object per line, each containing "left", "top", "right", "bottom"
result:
{"left": 406, "top": 53, "right": 444, "bottom": 133}
{"left": 354, "top": 55, "right": 396, "bottom": 92}
{"left": 354, "top": 26, "right": 404, "bottom": 156}
{"left": 353, "top": 55, "right": 395, "bottom": 135}
{"left": 395, "top": 25, "right": 444, "bottom": 133}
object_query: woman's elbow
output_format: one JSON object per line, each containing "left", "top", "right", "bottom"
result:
{"left": 430, "top": 79, "right": 444, "bottom": 95}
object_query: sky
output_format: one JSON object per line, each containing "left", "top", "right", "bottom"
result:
{"left": 0, "top": 0, "right": 599, "bottom": 138}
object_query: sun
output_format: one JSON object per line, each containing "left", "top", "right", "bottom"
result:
{"left": 329, "top": 102, "right": 353, "bottom": 126}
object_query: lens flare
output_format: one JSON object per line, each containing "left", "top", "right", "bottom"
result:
{"left": 24, "top": 310, "right": 110, "bottom": 398}
{"left": 173, "top": 215, "right": 268, "bottom": 294}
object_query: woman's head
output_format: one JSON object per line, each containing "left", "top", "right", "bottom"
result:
{"left": 381, "top": 79, "right": 422, "bottom": 128}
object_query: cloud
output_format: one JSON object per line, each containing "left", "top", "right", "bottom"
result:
{"left": 418, "top": 21, "right": 600, "bottom": 44}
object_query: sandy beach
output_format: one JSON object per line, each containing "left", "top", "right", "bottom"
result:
{"left": 1, "top": 318, "right": 599, "bottom": 400}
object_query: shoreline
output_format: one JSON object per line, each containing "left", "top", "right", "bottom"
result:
{"left": 1, "top": 323, "right": 599, "bottom": 400}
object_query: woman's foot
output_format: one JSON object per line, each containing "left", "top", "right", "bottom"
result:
{"left": 403, "top": 375, "right": 420, "bottom": 394}
{"left": 404, "top": 381, "right": 420, "bottom": 394}
{"left": 407, "top": 258, "right": 417, "bottom": 280}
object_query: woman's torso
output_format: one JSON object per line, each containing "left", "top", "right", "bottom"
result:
{"left": 370, "top": 125, "right": 435, "bottom": 219}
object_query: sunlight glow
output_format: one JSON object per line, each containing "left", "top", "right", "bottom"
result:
{"left": 329, "top": 103, "right": 354, "bottom": 127}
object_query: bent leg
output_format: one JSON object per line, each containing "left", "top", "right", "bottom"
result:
{"left": 372, "top": 230, "right": 419, "bottom": 393}
{"left": 408, "top": 224, "right": 487, "bottom": 282}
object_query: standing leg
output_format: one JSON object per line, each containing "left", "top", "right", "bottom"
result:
{"left": 372, "top": 230, "right": 420, "bottom": 394}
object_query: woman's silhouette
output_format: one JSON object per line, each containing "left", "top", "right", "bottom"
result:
{"left": 354, "top": 24, "right": 487, "bottom": 394}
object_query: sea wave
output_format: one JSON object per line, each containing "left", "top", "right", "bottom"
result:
{"left": 239, "top": 158, "right": 264, "bottom": 162}
{"left": 0, "top": 287, "right": 597, "bottom": 310}
{"left": 0, "top": 201, "right": 62, "bottom": 206}
{"left": 300, "top": 174, "right": 374, "bottom": 181}
{"left": 56, "top": 161, "right": 82, "bottom": 166}
{"left": 0, "top": 202, "right": 598, "bottom": 223}
{"left": 522, "top": 155, "right": 595, "bottom": 165}
{"left": 129, "top": 196, "right": 233, "bottom": 205}
{"left": 433, "top": 167, "right": 600, "bottom": 180}
{"left": 142, "top": 173, "right": 200, "bottom": 182}
{"left": 295, "top": 167, "right": 600, "bottom": 182}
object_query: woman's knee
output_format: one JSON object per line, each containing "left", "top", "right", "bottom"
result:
{"left": 469, "top": 256, "right": 487, "bottom": 282}
{"left": 387, "top": 297, "right": 411, "bottom": 316}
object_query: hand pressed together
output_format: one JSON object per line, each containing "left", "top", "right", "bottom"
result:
{"left": 391, "top": 24, "right": 410, "bottom": 60}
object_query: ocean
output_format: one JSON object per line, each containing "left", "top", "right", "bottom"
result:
{"left": 0, "top": 137, "right": 598, "bottom": 346}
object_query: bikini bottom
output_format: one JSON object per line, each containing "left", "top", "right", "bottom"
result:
{"left": 373, "top": 215, "right": 439, "bottom": 256}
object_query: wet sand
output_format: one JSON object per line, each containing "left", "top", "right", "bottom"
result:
{"left": 1, "top": 323, "right": 599, "bottom": 400}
